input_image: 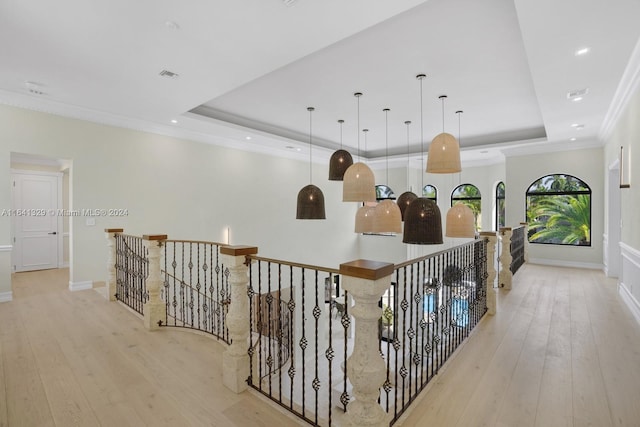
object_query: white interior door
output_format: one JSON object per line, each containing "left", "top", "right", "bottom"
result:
{"left": 12, "top": 172, "right": 61, "bottom": 272}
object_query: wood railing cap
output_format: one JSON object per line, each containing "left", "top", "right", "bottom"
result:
{"left": 519, "top": 222, "right": 528, "bottom": 226}
{"left": 479, "top": 231, "right": 497, "bottom": 237}
{"left": 104, "top": 228, "right": 124, "bottom": 233}
{"left": 339, "top": 259, "right": 395, "bottom": 280}
{"left": 220, "top": 245, "right": 258, "bottom": 256}
{"left": 142, "top": 234, "right": 168, "bottom": 241}
{"left": 499, "top": 227, "right": 512, "bottom": 232}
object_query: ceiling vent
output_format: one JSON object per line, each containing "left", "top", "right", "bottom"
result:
{"left": 282, "top": 0, "right": 298, "bottom": 6}
{"left": 25, "top": 81, "right": 45, "bottom": 95}
{"left": 567, "top": 88, "right": 589, "bottom": 99}
{"left": 159, "top": 70, "right": 179, "bottom": 79}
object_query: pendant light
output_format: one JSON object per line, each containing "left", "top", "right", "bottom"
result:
{"left": 343, "top": 92, "right": 376, "bottom": 202}
{"left": 373, "top": 108, "right": 402, "bottom": 234}
{"left": 354, "top": 128, "right": 377, "bottom": 233}
{"left": 296, "top": 107, "right": 326, "bottom": 220}
{"left": 426, "top": 95, "right": 461, "bottom": 173}
{"left": 397, "top": 120, "right": 418, "bottom": 221}
{"left": 328, "top": 119, "right": 353, "bottom": 180}
{"left": 403, "top": 74, "right": 443, "bottom": 245}
{"left": 446, "top": 110, "right": 475, "bottom": 237}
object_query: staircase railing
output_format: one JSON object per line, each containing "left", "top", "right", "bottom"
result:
{"left": 114, "top": 233, "right": 148, "bottom": 315}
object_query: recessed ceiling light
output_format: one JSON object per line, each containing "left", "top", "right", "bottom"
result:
{"left": 575, "top": 125, "right": 585, "bottom": 131}
{"left": 572, "top": 97, "right": 583, "bottom": 102}
{"left": 570, "top": 137, "right": 577, "bottom": 141}
{"left": 296, "top": 148, "right": 302, "bottom": 152}
{"left": 170, "top": 119, "right": 178, "bottom": 124}
{"left": 571, "top": 123, "right": 581, "bottom": 127}
{"left": 245, "top": 136, "right": 252, "bottom": 140}
{"left": 575, "top": 47, "right": 590, "bottom": 56}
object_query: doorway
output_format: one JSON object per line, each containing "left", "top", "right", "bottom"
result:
{"left": 10, "top": 153, "right": 71, "bottom": 273}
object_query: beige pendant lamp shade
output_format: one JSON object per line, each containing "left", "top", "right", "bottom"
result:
{"left": 446, "top": 203, "right": 475, "bottom": 237}
{"left": 403, "top": 198, "right": 443, "bottom": 244}
{"left": 296, "top": 107, "right": 326, "bottom": 220}
{"left": 373, "top": 200, "right": 402, "bottom": 233}
{"left": 343, "top": 92, "right": 376, "bottom": 202}
{"left": 426, "top": 132, "right": 461, "bottom": 173}
{"left": 426, "top": 95, "right": 461, "bottom": 174}
{"left": 397, "top": 191, "right": 417, "bottom": 220}
{"left": 404, "top": 74, "right": 444, "bottom": 244}
{"left": 343, "top": 162, "right": 376, "bottom": 202}
{"left": 329, "top": 120, "right": 353, "bottom": 181}
{"left": 373, "top": 108, "right": 402, "bottom": 234}
{"left": 355, "top": 203, "right": 377, "bottom": 233}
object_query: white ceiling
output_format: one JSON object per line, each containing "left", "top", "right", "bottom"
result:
{"left": 1, "top": 0, "right": 639, "bottom": 168}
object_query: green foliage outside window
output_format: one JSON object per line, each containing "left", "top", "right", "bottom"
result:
{"left": 526, "top": 174, "right": 591, "bottom": 246}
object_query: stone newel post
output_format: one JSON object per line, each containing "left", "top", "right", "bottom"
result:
{"left": 340, "top": 259, "right": 395, "bottom": 427}
{"left": 499, "top": 227, "right": 513, "bottom": 289}
{"left": 143, "top": 234, "right": 167, "bottom": 331}
{"left": 520, "top": 222, "right": 530, "bottom": 263}
{"left": 220, "top": 245, "right": 258, "bottom": 394}
{"left": 480, "top": 232, "right": 498, "bottom": 315}
{"left": 104, "top": 228, "right": 123, "bottom": 301}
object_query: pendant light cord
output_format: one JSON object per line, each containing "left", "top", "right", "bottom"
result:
{"left": 418, "top": 74, "right": 425, "bottom": 190}
{"left": 384, "top": 108, "right": 390, "bottom": 186}
{"left": 456, "top": 110, "right": 463, "bottom": 185}
{"left": 355, "top": 92, "right": 362, "bottom": 162}
{"left": 338, "top": 119, "right": 344, "bottom": 149}
{"left": 308, "top": 107, "right": 314, "bottom": 184}
{"left": 405, "top": 120, "right": 411, "bottom": 190}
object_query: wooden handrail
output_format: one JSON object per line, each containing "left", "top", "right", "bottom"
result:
{"left": 246, "top": 254, "right": 339, "bottom": 275}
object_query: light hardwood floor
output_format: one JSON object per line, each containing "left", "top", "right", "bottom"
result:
{"left": 1, "top": 264, "right": 639, "bottom": 426}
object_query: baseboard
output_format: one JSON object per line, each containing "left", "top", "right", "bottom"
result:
{"left": 68, "top": 280, "right": 93, "bottom": 291}
{"left": 619, "top": 282, "right": 640, "bottom": 326}
{"left": 529, "top": 258, "right": 603, "bottom": 270}
{"left": 0, "top": 291, "right": 13, "bottom": 303}
{"left": 60, "top": 262, "right": 70, "bottom": 268}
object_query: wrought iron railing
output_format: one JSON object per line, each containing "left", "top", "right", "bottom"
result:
{"left": 114, "top": 234, "right": 149, "bottom": 315}
{"left": 160, "top": 240, "right": 230, "bottom": 343}
{"left": 510, "top": 225, "right": 525, "bottom": 274}
{"left": 384, "top": 239, "right": 488, "bottom": 424}
{"left": 246, "top": 256, "right": 348, "bottom": 426}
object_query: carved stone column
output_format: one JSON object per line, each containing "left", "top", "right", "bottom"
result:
{"left": 340, "top": 259, "right": 394, "bottom": 427}
{"left": 104, "top": 228, "right": 123, "bottom": 301}
{"left": 143, "top": 234, "right": 167, "bottom": 331}
{"left": 220, "top": 245, "right": 258, "bottom": 394}
{"left": 520, "top": 222, "right": 530, "bottom": 263}
{"left": 480, "top": 232, "right": 498, "bottom": 315}
{"left": 499, "top": 227, "right": 513, "bottom": 289}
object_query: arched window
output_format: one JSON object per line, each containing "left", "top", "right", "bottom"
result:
{"left": 496, "top": 181, "right": 505, "bottom": 229}
{"left": 375, "top": 185, "right": 395, "bottom": 201}
{"left": 526, "top": 174, "right": 591, "bottom": 246}
{"left": 423, "top": 185, "right": 437, "bottom": 202}
{"left": 451, "top": 184, "right": 481, "bottom": 230}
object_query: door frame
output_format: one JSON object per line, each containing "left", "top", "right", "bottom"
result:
{"left": 606, "top": 159, "right": 621, "bottom": 278}
{"left": 10, "top": 169, "right": 64, "bottom": 271}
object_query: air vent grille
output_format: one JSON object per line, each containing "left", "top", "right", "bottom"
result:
{"left": 567, "top": 88, "right": 589, "bottom": 99}
{"left": 159, "top": 70, "right": 179, "bottom": 79}
{"left": 282, "top": 0, "right": 298, "bottom": 6}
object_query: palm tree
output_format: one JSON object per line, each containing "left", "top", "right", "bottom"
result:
{"left": 529, "top": 194, "right": 590, "bottom": 245}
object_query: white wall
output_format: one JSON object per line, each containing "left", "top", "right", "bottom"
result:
{"left": 0, "top": 105, "right": 368, "bottom": 294}
{"left": 505, "top": 146, "right": 604, "bottom": 268}
{"left": 603, "top": 73, "right": 640, "bottom": 318}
